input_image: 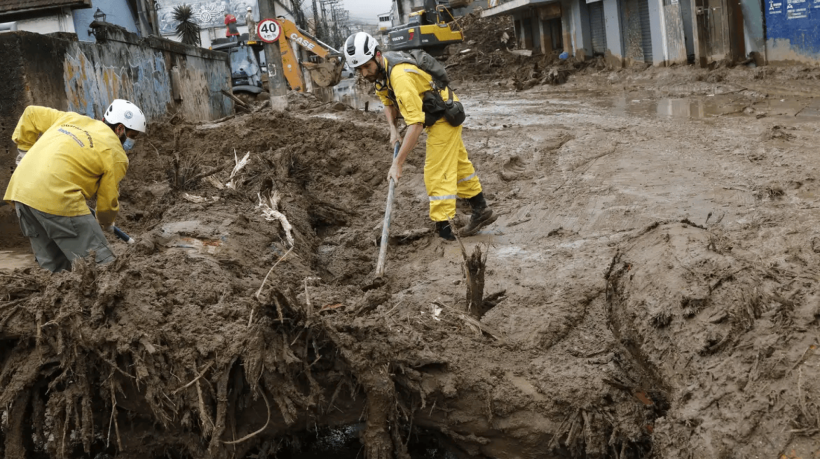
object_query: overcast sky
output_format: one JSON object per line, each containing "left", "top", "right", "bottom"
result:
{"left": 341, "top": 0, "right": 393, "bottom": 22}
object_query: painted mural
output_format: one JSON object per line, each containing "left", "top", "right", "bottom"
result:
{"left": 59, "top": 31, "right": 232, "bottom": 123}
{"left": 64, "top": 49, "right": 172, "bottom": 121}
{"left": 156, "top": 0, "right": 258, "bottom": 35}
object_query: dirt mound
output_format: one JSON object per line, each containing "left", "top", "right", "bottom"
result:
{"left": 608, "top": 222, "right": 820, "bottom": 457}
{"left": 0, "top": 105, "right": 646, "bottom": 459}
{"left": 445, "top": 12, "right": 608, "bottom": 89}
{"left": 3, "top": 93, "right": 820, "bottom": 459}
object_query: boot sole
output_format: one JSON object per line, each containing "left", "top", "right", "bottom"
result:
{"left": 459, "top": 211, "right": 499, "bottom": 237}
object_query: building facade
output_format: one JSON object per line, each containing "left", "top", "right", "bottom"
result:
{"left": 155, "top": 0, "right": 297, "bottom": 49}
{"left": 482, "top": 0, "right": 818, "bottom": 66}
{"left": 0, "top": 0, "right": 140, "bottom": 41}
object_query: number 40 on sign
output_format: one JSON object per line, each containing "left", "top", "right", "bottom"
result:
{"left": 257, "top": 19, "right": 281, "bottom": 43}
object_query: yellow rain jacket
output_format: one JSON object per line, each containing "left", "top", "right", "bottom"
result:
{"left": 376, "top": 59, "right": 482, "bottom": 222}
{"left": 4, "top": 106, "right": 129, "bottom": 228}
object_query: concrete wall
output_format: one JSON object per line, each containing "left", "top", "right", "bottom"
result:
{"left": 647, "top": 0, "right": 664, "bottom": 63}
{"left": 15, "top": 9, "right": 76, "bottom": 34}
{"left": 0, "top": 26, "right": 232, "bottom": 194}
{"left": 561, "top": 0, "right": 574, "bottom": 54}
{"left": 764, "top": 0, "right": 820, "bottom": 64}
{"left": 72, "top": 0, "right": 139, "bottom": 41}
{"left": 662, "top": 1, "right": 688, "bottom": 64}
{"left": 572, "top": 0, "right": 592, "bottom": 60}
{"left": 603, "top": 0, "right": 624, "bottom": 66}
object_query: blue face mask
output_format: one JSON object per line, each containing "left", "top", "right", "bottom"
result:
{"left": 122, "top": 137, "right": 136, "bottom": 151}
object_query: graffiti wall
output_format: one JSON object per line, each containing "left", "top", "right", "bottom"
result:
{"left": 156, "top": 0, "right": 258, "bottom": 35}
{"left": 0, "top": 27, "right": 232, "bottom": 187}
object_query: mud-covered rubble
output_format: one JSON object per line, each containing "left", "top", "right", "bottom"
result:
{"left": 3, "top": 65, "right": 820, "bottom": 459}
{"left": 445, "top": 12, "right": 607, "bottom": 89}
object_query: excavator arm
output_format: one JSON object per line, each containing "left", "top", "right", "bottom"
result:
{"left": 277, "top": 19, "right": 344, "bottom": 92}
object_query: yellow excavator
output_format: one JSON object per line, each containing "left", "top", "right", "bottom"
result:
{"left": 212, "top": 18, "right": 344, "bottom": 97}
{"left": 275, "top": 18, "right": 344, "bottom": 91}
{"left": 387, "top": 0, "right": 464, "bottom": 57}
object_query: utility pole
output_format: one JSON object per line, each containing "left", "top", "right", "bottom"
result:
{"left": 258, "top": 0, "right": 290, "bottom": 111}
{"left": 312, "top": 0, "right": 321, "bottom": 41}
{"left": 319, "top": 1, "right": 328, "bottom": 42}
{"left": 319, "top": 0, "right": 339, "bottom": 45}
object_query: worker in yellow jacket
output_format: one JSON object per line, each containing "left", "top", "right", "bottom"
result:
{"left": 343, "top": 32, "right": 497, "bottom": 241}
{"left": 4, "top": 100, "right": 147, "bottom": 272}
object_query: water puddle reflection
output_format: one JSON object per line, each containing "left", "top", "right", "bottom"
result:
{"left": 612, "top": 96, "right": 747, "bottom": 119}
{"left": 0, "top": 248, "right": 37, "bottom": 271}
{"left": 611, "top": 95, "right": 820, "bottom": 120}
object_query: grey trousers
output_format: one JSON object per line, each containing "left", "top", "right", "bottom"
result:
{"left": 14, "top": 202, "right": 115, "bottom": 272}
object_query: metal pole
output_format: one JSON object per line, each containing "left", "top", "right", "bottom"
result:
{"left": 259, "top": 0, "right": 290, "bottom": 111}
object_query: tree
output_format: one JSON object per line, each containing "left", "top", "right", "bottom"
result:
{"left": 173, "top": 4, "right": 201, "bottom": 47}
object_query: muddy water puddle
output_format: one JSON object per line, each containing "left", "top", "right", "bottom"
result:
{"left": 612, "top": 96, "right": 747, "bottom": 119}
{"left": 0, "top": 248, "right": 37, "bottom": 272}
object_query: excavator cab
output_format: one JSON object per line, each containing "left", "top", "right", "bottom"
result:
{"left": 212, "top": 36, "right": 266, "bottom": 101}
{"left": 387, "top": 0, "right": 463, "bottom": 56}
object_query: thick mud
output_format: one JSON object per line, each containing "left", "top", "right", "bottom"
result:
{"left": 3, "top": 63, "right": 820, "bottom": 458}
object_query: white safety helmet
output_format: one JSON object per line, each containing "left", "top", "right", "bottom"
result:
{"left": 103, "top": 99, "right": 147, "bottom": 133}
{"left": 344, "top": 32, "right": 378, "bottom": 68}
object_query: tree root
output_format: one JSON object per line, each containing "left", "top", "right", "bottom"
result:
{"left": 222, "top": 389, "right": 271, "bottom": 445}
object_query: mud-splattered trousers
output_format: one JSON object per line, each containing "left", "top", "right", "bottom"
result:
{"left": 424, "top": 119, "right": 482, "bottom": 221}
{"left": 376, "top": 61, "right": 483, "bottom": 222}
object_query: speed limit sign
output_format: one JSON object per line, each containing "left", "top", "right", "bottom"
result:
{"left": 257, "top": 19, "right": 281, "bottom": 43}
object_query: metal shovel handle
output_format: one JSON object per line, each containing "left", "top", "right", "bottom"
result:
{"left": 89, "top": 208, "right": 135, "bottom": 244}
{"left": 375, "top": 142, "right": 401, "bottom": 278}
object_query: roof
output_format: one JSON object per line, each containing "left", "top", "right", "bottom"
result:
{"left": 0, "top": 0, "right": 91, "bottom": 15}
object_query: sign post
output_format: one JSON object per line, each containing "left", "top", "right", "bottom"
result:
{"left": 256, "top": 0, "right": 289, "bottom": 111}
{"left": 256, "top": 18, "right": 282, "bottom": 43}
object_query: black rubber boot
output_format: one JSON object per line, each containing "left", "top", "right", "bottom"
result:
{"left": 460, "top": 192, "right": 498, "bottom": 237}
{"left": 435, "top": 221, "right": 456, "bottom": 241}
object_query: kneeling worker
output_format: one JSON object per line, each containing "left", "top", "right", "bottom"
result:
{"left": 4, "top": 100, "right": 146, "bottom": 272}
{"left": 344, "top": 32, "right": 497, "bottom": 241}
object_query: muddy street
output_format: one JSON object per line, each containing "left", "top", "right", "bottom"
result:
{"left": 3, "top": 65, "right": 820, "bottom": 459}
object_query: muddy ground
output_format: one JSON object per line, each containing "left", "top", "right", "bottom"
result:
{"left": 3, "top": 64, "right": 820, "bottom": 459}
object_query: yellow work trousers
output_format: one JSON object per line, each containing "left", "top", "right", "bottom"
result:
{"left": 424, "top": 121, "right": 482, "bottom": 222}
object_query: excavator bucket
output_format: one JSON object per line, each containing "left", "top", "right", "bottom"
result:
{"left": 304, "top": 57, "right": 344, "bottom": 88}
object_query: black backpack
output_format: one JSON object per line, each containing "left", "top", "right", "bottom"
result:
{"left": 381, "top": 50, "right": 465, "bottom": 127}
{"left": 382, "top": 50, "right": 450, "bottom": 89}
